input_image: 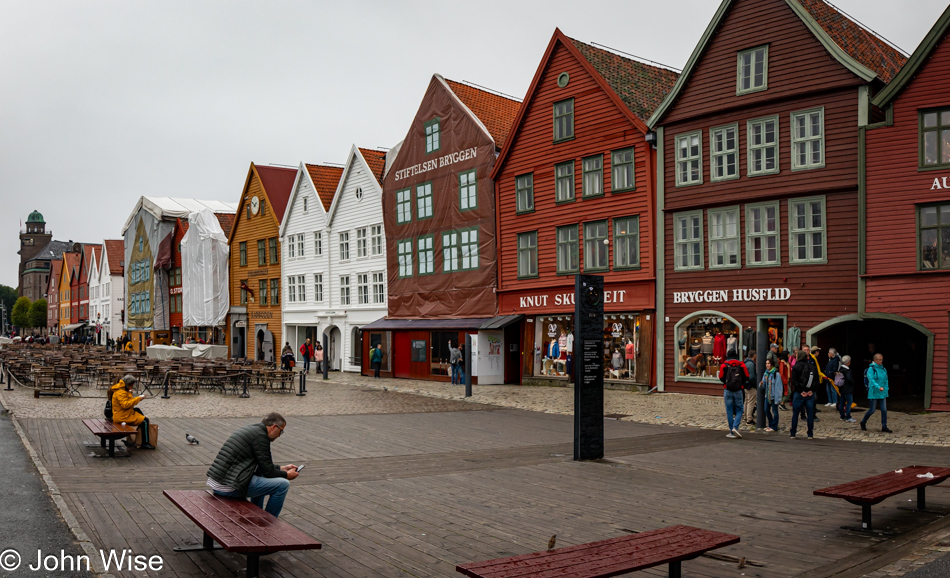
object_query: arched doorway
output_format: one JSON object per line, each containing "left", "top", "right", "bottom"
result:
{"left": 256, "top": 329, "right": 265, "bottom": 361}
{"left": 326, "top": 325, "right": 342, "bottom": 371}
{"left": 807, "top": 314, "right": 934, "bottom": 411}
{"left": 350, "top": 326, "right": 362, "bottom": 368}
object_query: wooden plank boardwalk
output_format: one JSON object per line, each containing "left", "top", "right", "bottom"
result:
{"left": 20, "top": 407, "right": 950, "bottom": 577}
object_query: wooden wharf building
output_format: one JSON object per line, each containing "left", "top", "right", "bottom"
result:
{"left": 863, "top": 5, "right": 950, "bottom": 411}
{"left": 648, "top": 0, "right": 907, "bottom": 397}
{"left": 493, "top": 30, "right": 678, "bottom": 387}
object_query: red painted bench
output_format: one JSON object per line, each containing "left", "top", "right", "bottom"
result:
{"left": 814, "top": 465, "right": 950, "bottom": 532}
{"left": 456, "top": 525, "right": 739, "bottom": 578}
{"left": 82, "top": 418, "right": 138, "bottom": 458}
{"left": 164, "top": 490, "right": 321, "bottom": 578}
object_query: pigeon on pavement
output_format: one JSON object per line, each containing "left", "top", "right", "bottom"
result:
{"left": 185, "top": 433, "right": 199, "bottom": 445}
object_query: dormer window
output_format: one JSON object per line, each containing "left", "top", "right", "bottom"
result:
{"left": 425, "top": 118, "right": 441, "bottom": 153}
{"left": 553, "top": 99, "right": 574, "bottom": 142}
{"left": 737, "top": 46, "right": 768, "bottom": 95}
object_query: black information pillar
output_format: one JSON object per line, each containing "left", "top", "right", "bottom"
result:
{"left": 573, "top": 274, "right": 605, "bottom": 461}
{"left": 322, "top": 334, "right": 329, "bottom": 380}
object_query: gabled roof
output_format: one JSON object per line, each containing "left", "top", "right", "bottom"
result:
{"left": 358, "top": 148, "right": 387, "bottom": 185}
{"left": 61, "top": 252, "right": 80, "bottom": 284}
{"left": 84, "top": 244, "right": 102, "bottom": 277}
{"left": 326, "top": 145, "right": 385, "bottom": 227}
{"left": 444, "top": 79, "right": 521, "bottom": 150}
{"left": 33, "top": 240, "right": 71, "bottom": 262}
{"left": 649, "top": 0, "right": 908, "bottom": 127}
{"left": 305, "top": 164, "right": 345, "bottom": 212}
{"left": 570, "top": 39, "right": 679, "bottom": 123}
{"left": 47, "top": 258, "right": 61, "bottom": 295}
{"left": 121, "top": 197, "right": 238, "bottom": 235}
{"left": 255, "top": 165, "right": 298, "bottom": 221}
{"left": 103, "top": 239, "right": 125, "bottom": 275}
{"left": 872, "top": 4, "right": 950, "bottom": 108}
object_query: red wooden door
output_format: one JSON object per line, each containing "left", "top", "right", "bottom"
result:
{"left": 409, "top": 331, "right": 430, "bottom": 380}
{"left": 393, "top": 331, "right": 410, "bottom": 379}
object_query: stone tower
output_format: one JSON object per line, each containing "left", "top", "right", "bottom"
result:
{"left": 18, "top": 210, "right": 53, "bottom": 298}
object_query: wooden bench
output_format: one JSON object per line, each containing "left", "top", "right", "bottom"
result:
{"left": 456, "top": 525, "right": 740, "bottom": 578}
{"left": 82, "top": 419, "right": 138, "bottom": 458}
{"left": 164, "top": 490, "right": 321, "bottom": 578}
{"left": 814, "top": 465, "right": 950, "bottom": 532}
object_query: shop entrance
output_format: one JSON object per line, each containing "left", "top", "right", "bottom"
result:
{"left": 811, "top": 316, "right": 932, "bottom": 411}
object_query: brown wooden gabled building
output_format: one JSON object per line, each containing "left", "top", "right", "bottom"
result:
{"left": 493, "top": 29, "right": 678, "bottom": 387}
{"left": 363, "top": 75, "right": 520, "bottom": 382}
{"left": 648, "top": 0, "right": 905, "bottom": 396}
{"left": 863, "top": 5, "right": 950, "bottom": 411}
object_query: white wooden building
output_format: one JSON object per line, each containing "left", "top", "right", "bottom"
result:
{"left": 91, "top": 239, "right": 125, "bottom": 345}
{"left": 280, "top": 146, "right": 388, "bottom": 372}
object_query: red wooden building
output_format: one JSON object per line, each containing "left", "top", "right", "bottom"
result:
{"left": 493, "top": 30, "right": 678, "bottom": 387}
{"left": 363, "top": 75, "right": 520, "bottom": 382}
{"left": 864, "top": 5, "right": 950, "bottom": 411}
{"left": 648, "top": 0, "right": 905, "bottom": 396}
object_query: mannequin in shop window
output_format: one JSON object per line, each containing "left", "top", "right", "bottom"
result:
{"left": 682, "top": 352, "right": 707, "bottom": 376}
{"left": 690, "top": 336, "right": 702, "bottom": 356}
{"left": 713, "top": 329, "right": 726, "bottom": 360}
{"left": 557, "top": 330, "right": 568, "bottom": 375}
{"left": 610, "top": 348, "right": 623, "bottom": 378}
{"left": 726, "top": 331, "right": 738, "bottom": 357}
{"left": 565, "top": 330, "right": 574, "bottom": 378}
{"left": 624, "top": 336, "right": 635, "bottom": 379}
{"left": 701, "top": 332, "right": 714, "bottom": 356}
{"left": 546, "top": 338, "right": 559, "bottom": 375}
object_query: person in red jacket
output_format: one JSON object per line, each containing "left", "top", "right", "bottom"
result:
{"left": 718, "top": 352, "right": 750, "bottom": 439}
{"left": 299, "top": 339, "right": 314, "bottom": 374}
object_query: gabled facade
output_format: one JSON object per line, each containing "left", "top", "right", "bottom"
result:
{"left": 78, "top": 244, "right": 102, "bottom": 338}
{"left": 280, "top": 149, "right": 386, "bottom": 372}
{"left": 46, "top": 258, "right": 61, "bottom": 335}
{"left": 94, "top": 239, "right": 125, "bottom": 345}
{"left": 58, "top": 250, "right": 79, "bottom": 334}
{"left": 863, "top": 5, "right": 950, "bottom": 411}
{"left": 365, "top": 74, "right": 520, "bottom": 383}
{"left": 493, "top": 30, "right": 678, "bottom": 387}
{"left": 87, "top": 247, "right": 101, "bottom": 341}
{"left": 227, "top": 164, "right": 297, "bottom": 361}
{"left": 649, "top": 0, "right": 905, "bottom": 396}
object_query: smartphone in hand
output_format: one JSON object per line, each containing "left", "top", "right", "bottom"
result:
{"left": 295, "top": 464, "right": 305, "bottom": 473}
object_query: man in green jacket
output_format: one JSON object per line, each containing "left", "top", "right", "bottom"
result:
{"left": 206, "top": 413, "right": 299, "bottom": 516}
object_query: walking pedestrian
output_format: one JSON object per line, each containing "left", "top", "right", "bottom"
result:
{"left": 370, "top": 344, "right": 383, "bottom": 378}
{"left": 458, "top": 343, "right": 466, "bottom": 384}
{"left": 314, "top": 342, "right": 324, "bottom": 374}
{"left": 299, "top": 339, "right": 313, "bottom": 375}
{"left": 744, "top": 350, "right": 757, "bottom": 425}
{"left": 790, "top": 350, "right": 818, "bottom": 439}
{"left": 824, "top": 348, "right": 840, "bottom": 407}
{"left": 861, "top": 353, "right": 892, "bottom": 433}
{"left": 448, "top": 340, "right": 461, "bottom": 384}
{"left": 719, "top": 351, "right": 749, "bottom": 439}
{"left": 836, "top": 355, "right": 856, "bottom": 422}
{"left": 760, "top": 358, "right": 783, "bottom": 431}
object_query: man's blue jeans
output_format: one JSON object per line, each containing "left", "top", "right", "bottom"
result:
{"left": 790, "top": 392, "right": 816, "bottom": 437}
{"left": 214, "top": 475, "right": 290, "bottom": 517}
{"left": 451, "top": 364, "right": 460, "bottom": 384}
{"left": 767, "top": 402, "right": 779, "bottom": 430}
{"left": 303, "top": 356, "right": 311, "bottom": 372}
{"left": 826, "top": 381, "right": 838, "bottom": 405}
{"left": 838, "top": 393, "right": 853, "bottom": 419}
{"left": 862, "top": 398, "right": 888, "bottom": 429}
{"left": 723, "top": 390, "right": 744, "bottom": 430}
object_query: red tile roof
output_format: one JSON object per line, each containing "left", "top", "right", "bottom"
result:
{"left": 358, "top": 148, "right": 387, "bottom": 185}
{"left": 798, "top": 0, "right": 906, "bottom": 83}
{"left": 305, "top": 164, "right": 345, "bottom": 212}
{"left": 254, "top": 165, "right": 298, "bottom": 221}
{"left": 570, "top": 39, "right": 680, "bottom": 123}
{"left": 444, "top": 79, "right": 521, "bottom": 150}
{"left": 62, "top": 252, "right": 80, "bottom": 282}
{"left": 214, "top": 213, "right": 236, "bottom": 238}
{"left": 103, "top": 240, "right": 124, "bottom": 275}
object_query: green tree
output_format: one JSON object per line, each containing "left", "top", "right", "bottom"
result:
{"left": 11, "top": 296, "right": 31, "bottom": 329}
{"left": 29, "top": 299, "right": 48, "bottom": 329}
{"left": 0, "top": 284, "right": 17, "bottom": 325}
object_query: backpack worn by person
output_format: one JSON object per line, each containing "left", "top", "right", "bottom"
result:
{"left": 724, "top": 364, "right": 746, "bottom": 392}
{"left": 833, "top": 371, "right": 845, "bottom": 388}
{"left": 864, "top": 367, "right": 871, "bottom": 390}
{"left": 104, "top": 395, "right": 113, "bottom": 421}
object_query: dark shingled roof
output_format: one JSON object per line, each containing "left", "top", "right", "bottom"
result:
{"left": 34, "top": 240, "right": 72, "bottom": 262}
{"left": 570, "top": 38, "right": 680, "bottom": 123}
{"left": 798, "top": 0, "right": 906, "bottom": 83}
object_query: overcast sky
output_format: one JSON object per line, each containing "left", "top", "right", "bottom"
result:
{"left": 1, "top": 0, "right": 946, "bottom": 289}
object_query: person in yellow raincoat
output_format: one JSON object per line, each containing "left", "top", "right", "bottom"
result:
{"left": 124, "top": 340, "right": 134, "bottom": 352}
{"left": 109, "top": 375, "right": 154, "bottom": 449}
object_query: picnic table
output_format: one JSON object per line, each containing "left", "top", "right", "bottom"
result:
{"left": 456, "top": 525, "right": 740, "bottom": 578}
{"left": 814, "top": 465, "right": 950, "bottom": 532}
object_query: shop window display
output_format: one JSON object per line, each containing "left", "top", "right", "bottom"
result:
{"left": 603, "top": 314, "right": 641, "bottom": 381}
{"left": 676, "top": 314, "right": 742, "bottom": 379}
{"left": 533, "top": 316, "right": 574, "bottom": 376}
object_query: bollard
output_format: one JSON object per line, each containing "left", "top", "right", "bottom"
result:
{"left": 464, "top": 333, "right": 473, "bottom": 398}
{"left": 322, "top": 334, "right": 329, "bottom": 381}
{"left": 161, "top": 372, "right": 171, "bottom": 399}
{"left": 3, "top": 364, "right": 11, "bottom": 391}
{"left": 296, "top": 371, "right": 306, "bottom": 396}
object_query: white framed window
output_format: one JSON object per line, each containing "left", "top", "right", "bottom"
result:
{"left": 372, "top": 272, "right": 385, "bottom": 304}
{"left": 582, "top": 155, "right": 603, "bottom": 197}
{"left": 371, "top": 225, "right": 383, "bottom": 255}
{"left": 747, "top": 115, "right": 779, "bottom": 176}
{"left": 675, "top": 132, "right": 703, "bottom": 186}
{"left": 611, "top": 148, "right": 635, "bottom": 192}
{"left": 614, "top": 216, "right": 639, "bottom": 269}
{"left": 397, "top": 240, "right": 413, "bottom": 277}
{"left": 313, "top": 273, "right": 324, "bottom": 302}
{"left": 709, "top": 124, "right": 738, "bottom": 182}
{"left": 287, "top": 276, "right": 296, "bottom": 302}
{"left": 555, "top": 161, "right": 574, "bottom": 203}
{"left": 584, "top": 220, "right": 609, "bottom": 271}
{"left": 303, "top": 197, "right": 308, "bottom": 213}
{"left": 553, "top": 99, "right": 574, "bottom": 141}
{"left": 314, "top": 231, "right": 323, "bottom": 255}
{"left": 708, "top": 207, "right": 740, "bottom": 269}
{"left": 516, "top": 174, "right": 534, "bottom": 213}
{"left": 737, "top": 45, "right": 768, "bottom": 95}
{"left": 443, "top": 231, "right": 459, "bottom": 272}
{"left": 791, "top": 107, "right": 824, "bottom": 170}
{"left": 556, "top": 225, "right": 579, "bottom": 274}
{"left": 417, "top": 235, "right": 434, "bottom": 275}
{"left": 789, "top": 196, "right": 826, "bottom": 264}
{"left": 746, "top": 202, "right": 780, "bottom": 266}
{"left": 297, "top": 234, "right": 305, "bottom": 257}
{"left": 356, "top": 227, "right": 368, "bottom": 258}
{"left": 416, "top": 182, "right": 433, "bottom": 219}
{"left": 296, "top": 275, "right": 306, "bottom": 302}
{"left": 340, "top": 276, "right": 351, "bottom": 305}
{"left": 517, "top": 231, "right": 538, "bottom": 278}
{"left": 357, "top": 273, "right": 369, "bottom": 304}
{"left": 425, "top": 118, "right": 440, "bottom": 153}
{"left": 288, "top": 238, "right": 296, "bottom": 259}
{"left": 460, "top": 228, "right": 478, "bottom": 270}
{"left": 459, "top": 170, "right": 477, "bottom": 211}
{"left": 674, "top": 211, "right": 703, "bottom": 270}
{"left": 339, "top": 231, "right": 350, "bottom": 261}
{"left": 396, "top": 189, "right": 412, "bottom": 224}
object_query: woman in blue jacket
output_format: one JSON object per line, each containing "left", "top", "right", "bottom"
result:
{"left": 861, "top": 353, "right": 892, "bottom": 433}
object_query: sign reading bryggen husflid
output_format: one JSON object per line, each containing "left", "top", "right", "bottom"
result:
{"left": 361, "top": 74, "right": 521, "bottom": 384}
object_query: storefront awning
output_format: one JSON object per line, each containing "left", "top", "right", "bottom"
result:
{"left": 62, "top": 322, "right": 86, "bottom": 331}
{"left": 479, "top": 314, "right": 524, "bottom": 330}
{"left": 362, "top": 317, "right": 492, "bottom": 331}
